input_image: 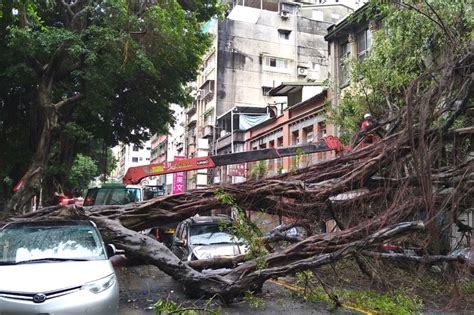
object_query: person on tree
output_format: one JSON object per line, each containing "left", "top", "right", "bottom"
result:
{"left": 360, "top": 113, "right": 374, "bottom": 131}
{"left": 360, "top": 113, "right": 376, "bottom": 145}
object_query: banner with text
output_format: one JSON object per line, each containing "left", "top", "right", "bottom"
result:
{"left": 172, "top": 156, "right": 186, "bottom": 194}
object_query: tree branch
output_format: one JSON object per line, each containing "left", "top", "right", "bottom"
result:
{"left": 53, "top": 93, "right": 83, "bottom": 110}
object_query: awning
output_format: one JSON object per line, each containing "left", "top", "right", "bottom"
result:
{"left": 269, "top": 82, "right": 323, "bottom": 96}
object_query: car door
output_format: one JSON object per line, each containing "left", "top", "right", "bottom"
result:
{"left": 171, "top": 222, "right": 188, "bottom": 260}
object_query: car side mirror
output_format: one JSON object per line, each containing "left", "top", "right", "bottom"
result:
{"left": 106, "top": 244, "right": 123, "bottom": 257}
{"left": 174, "top": 239, "right": 186, "bottom": 247}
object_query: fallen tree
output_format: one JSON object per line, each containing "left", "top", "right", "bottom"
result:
{"left": 2, "top": 0, "right": 473, "bottom": 303}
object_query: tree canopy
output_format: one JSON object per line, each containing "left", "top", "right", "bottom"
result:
{"left": 332, "top": 0, "right": 473, "bottom": 141}
{"left": 0, "top": 0, "right": 222, "bottom": 212}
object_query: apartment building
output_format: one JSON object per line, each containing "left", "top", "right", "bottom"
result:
{"left": 182, "top": 1, "right": 367, "bottom": 187}
{"left": 113, "top": 140, "right": 152, "bottom": 182}
{"left": 324, "top": 3, "right": 373, "bottom": 135}
{"left": 149, "top": 104, "right": 186, "bottom": 193}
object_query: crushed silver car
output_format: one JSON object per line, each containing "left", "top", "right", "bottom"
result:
{"left": 0, "top": 220, "right": 119, "bottom": 315}
{"left": 171, "top": 215, "right": 248, "bottom": 261}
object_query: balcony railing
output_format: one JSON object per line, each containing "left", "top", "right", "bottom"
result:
{"left": 215, "top": 130, "right": 244, "bottom": 150}
{"left": 198, "top": 80, "right": 215, "bottom": 101}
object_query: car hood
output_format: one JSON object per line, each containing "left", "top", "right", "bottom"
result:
{"left": 0, "top": 260, "right": 114, "bottom": 293}
{"left": 191, "top": 243, "right": 247, "bottom": 260}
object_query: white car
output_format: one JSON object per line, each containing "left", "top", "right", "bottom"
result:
{"left": 0, "top": 220, "right": 119, "bottom": 315}
{"left": 171, "top": 215, "right": 248, "bottom": 261}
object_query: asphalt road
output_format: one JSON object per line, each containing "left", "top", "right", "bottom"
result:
{"left": 116, "top": 265, "right": 355, "bottom": 315}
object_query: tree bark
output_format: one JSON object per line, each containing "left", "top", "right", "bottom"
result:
{"left": 5, "top": 78, "right": 58, "bottom": 216}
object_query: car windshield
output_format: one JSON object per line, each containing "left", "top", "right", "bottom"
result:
{"left": 84, "top": 187, "right": 141, "bottom": 206}
{"left": 0, "top": 224, "right": 106, "bottom": 265}
{"left": 189, "top": 224, "right": 239, "bottom": 246}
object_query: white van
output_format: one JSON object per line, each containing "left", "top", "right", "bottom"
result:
{"left": 0, "top": 220, "right": 119, "bottom": 315}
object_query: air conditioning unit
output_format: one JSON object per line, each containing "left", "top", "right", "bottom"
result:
{"left": 280, "top": 10, "right": 290, "bottom": 19}
{"left": 297, "top": 67, "right": 308, "bottom": 77}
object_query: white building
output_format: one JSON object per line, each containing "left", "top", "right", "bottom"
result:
{"left": 149, "top": 104, "right": 187, "bottom": 193}
{"left": 185, "top": 1, "right": 359, "bottom": 185}
{"left": 113, "top": 140, "right": 152, "bottom": 182}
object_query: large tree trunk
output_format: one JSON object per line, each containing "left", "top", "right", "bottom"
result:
{"left": 3, "top": 13, "right": 472, "bottom": 302}
{"left": 5, "top": 79, "right": 58, "bottom": 216}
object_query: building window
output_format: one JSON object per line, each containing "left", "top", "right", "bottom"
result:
{"left": 317, "top": 121, "right": 327, "bottom": 139}
{"left": 303, "top": 127, "right": 313, "bottom": 144}
{"left": 357, "top": 29, "right": 372, "bottom": 60}
{"left": 278, "top": 29, "right": 291, "bottom": 40}
{"left": 264, "top": 56, "right": 289, "bottom": 70}
{"left": 277, "top": 137, "right": 283, "bottom": 147}
{"left": 262, "top": 86, "right": 272, "bottom": 95}
{"left": 132, "top": 157, "right": 139, "bottom": 163}
{"left": 339, "top": 41, "right": 350, "bottom": 85}
{"left": 281, "top": 3, "right": 296, "bottom": 14}
{"left": 291, "top": 130, "right": 299, "bottom": 145}
{"left": 132, "top": 145, "right": 139, "bottom": 151}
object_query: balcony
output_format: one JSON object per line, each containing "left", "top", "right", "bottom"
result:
{"left": 198, "top": 80, "right": 215, "bottom": 101}
{"left": 188, "top": 136, "right": 196, "bottom": 146}
{"left": 187, "top": 102, "right": 197, "bottom": 115}
{"left": 187, "top": 117, "right": 197, "bottom": 127}
{"left": 215, "top": 130, "right": 245, "bottom": 151}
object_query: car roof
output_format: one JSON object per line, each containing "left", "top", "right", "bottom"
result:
{"left": 187, "top": 215, "right": 231, "bottom": 225}
{"left": 1, "top": 220, "right": 96, "bottom": 230}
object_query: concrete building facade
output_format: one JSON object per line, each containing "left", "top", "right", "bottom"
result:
{"left": 324, "top": 3, "right": 373, "bottom": 135}
{"left": 184, "top": 1, "right": 363, "bottom": 186}
{"left": 114, "top": 140, "right": 152, "bottom": 182}
{"left": 149, "top": 104, "right": 186, "bottom": 193}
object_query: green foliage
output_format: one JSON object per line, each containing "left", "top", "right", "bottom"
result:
{"left": 215, "top": 189, "right": 267, "bottom": 267}
{"left": 66, "top": 154, "right": 98, "bottom": 191}
{"left": 418, "top": 275, "right": 444, "bottom": 295}
{"left": 250, "top": 161, "right": 268, "bottom": 179}
{"left": 296, "top": 270, "right": 315, "bottom": 294}
{"left": 295, "top": 270, "right": 423, "bottom": 313}
{"left": 289, "top": 147, "right": 305, "bottom": 174}
{"left": 243, "top": 290, "right": 266, "bottom": 309}
{"left": 332, "top": 0, "right": 473, "bottom": 133}
{"left": 0, "top": 0, "right": 222, "bottom": 200}
{"left": 462, "top": 280, "right": 474, "bottom": 294}
{"left": 294, "top": 275, "right": 423, "bottom": 314}
{"left": 154, "top": 297, "right": 221, "bottom": 315}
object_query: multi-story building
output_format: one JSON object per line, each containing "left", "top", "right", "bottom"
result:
{"left": 244, "top": 86, "right": 330, "bottom": 177}
{"left": 324, "top": 3, "right": 373, "bottom": 135}
{"left": 149, "top": 104, "right": 186, "bottom": 193}
{"left": 185, "top": 1, "right": 359, "bottom": 184}
{"left": 113, "top": 140, "right": 152, "bottom": 182}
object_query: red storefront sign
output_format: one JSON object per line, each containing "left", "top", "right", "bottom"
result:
{"left": 228, "top": 164, "right": 246, "bottom": 177}
{"left": 172, "top": 156, "right": 186, "bottom": 194}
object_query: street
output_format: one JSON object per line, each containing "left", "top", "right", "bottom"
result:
{"left": 116, "top": 265, "right": 356, "bottom": 315}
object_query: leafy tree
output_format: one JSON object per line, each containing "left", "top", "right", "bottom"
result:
{"left": 0, "top": 0, "right": 222, "bottom": 215}
{"left": 332, "top": 0, "right": 472, "bottom": 140}
{"left": 66, "top": 154, "right": 98, "bottom": 192}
